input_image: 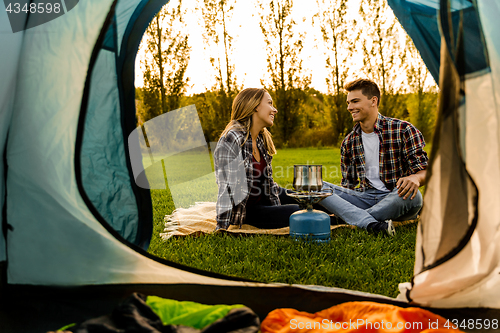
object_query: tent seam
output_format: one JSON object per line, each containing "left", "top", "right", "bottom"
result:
{"left": 116, "top": 0, "right": 154, "bottom": 249}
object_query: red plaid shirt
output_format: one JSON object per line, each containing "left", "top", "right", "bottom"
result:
{"left": 340, "top": 113, "right": 428, "bottom": 191}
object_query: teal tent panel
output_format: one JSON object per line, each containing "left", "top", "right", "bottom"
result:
{"left": 407, "top": 0, "right": 473, "bottom": 11}
{"left": 82, "top": 48, "right": 139, "bottom": 244}
{"left": 103, "top": 15, "right": 117, "bottom": 52}
{"left": 442, "top": 5, "right": 489, "bottom": 76}
{"left": 388, "top": 0, "right": 488, "bottom": 83}
{"left": 79, "top": 0, "right": 176, "bottom": 248}
{"left": 388, "top": 0, "right": 441, "bottom": 81}
{"left": 115, "top": 0, "right": 152, "bottom": 56}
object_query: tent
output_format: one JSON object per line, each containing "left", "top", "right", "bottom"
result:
{"left": 0, "top": 0, "right": 499, "bottom": 331}
{"left": 389, "top": 0, "right": 500, "bottom": 309}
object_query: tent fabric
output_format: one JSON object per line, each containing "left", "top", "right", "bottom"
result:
{"left": 5, "top": 0, "right": 120, "bottom": 284}
{"left": 116, "top": 0, "right": 181, "bottom": 245}
{"left": 407, "top": 0, "right": 472, "bottom": 11}
{"left": 388, "top": 0, "right": 488, "bottom": 83}
{"left": 260, "top": 301, "right": 463, "bottom": 333}
{"left": 2, "top": 0, "right": 259, "bottom": 287}
{"left": 390, "top": 0, "right": 500, "bottom": 307}
{"left": 79, "top": 0, "right": 166, "bottom": 248}
{"left": 0, "top": 3, "right": 27, "bottom": 263}
{"left": 1, "top": 0, "right": 500, "bottom": 330}
{"left": 387, "top": 0, "right": 441, "bottom": 82}
{"left": 82, "top": 39, "right": 141, "bottom": 244}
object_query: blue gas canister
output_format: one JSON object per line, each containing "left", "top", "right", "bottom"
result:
{"left": 287, "top": 164, "right": 332, "bottom": 243}
{"left": 289, "top": 208, "right": 331, "bottom": 242}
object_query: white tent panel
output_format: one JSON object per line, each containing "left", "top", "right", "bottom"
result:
{"left": 464, "top": 76, "right": 500, "bottom": 235}
{"left": 5, "top": 0, "right": 112, "bottom": 284}
{"left": 402, "top": 69, "right": 500, "bottom": 307}
{"left": 6, "top": 0, "right": 116, "bottom": 235}
{"left": 477, "top": 0, "right": 500, "bottom": 157}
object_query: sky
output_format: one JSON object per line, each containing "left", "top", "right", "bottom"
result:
{"left": 134, "top": 0, "right": 433, "bottom": 95}
{"left": 135, "top": 0, "right": 363, "bottom": 94}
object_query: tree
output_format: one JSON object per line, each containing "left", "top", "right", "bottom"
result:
{"left": 140, "top": 0, "right": 190, "bottom": 125}
{"left": 186, "top": 91, "right": 221, "bottom": 144}
{"left": 405, "top": 36, "right": 438, "bottom": 141}
{"left": 258, "top": 0, "right": 311, "bottom": 146}
{"left": 357, "top": 0, "right": 406, "bottom": 118}
{"left": 199, "top": 0, "right": 238, "bottom": 134}
{"left": 314, "top": 0, "right": 353, "bottom": 145}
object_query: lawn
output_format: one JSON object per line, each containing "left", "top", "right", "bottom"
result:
{"left": 147, "top": 147, "right": 421, "bottom": 298}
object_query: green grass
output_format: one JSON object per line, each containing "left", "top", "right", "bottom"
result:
{"left": 147, "top": 147, "right": 422, "bottom": 298}
{"left": 149, "top": 225, "right": 417, "bottom": 297}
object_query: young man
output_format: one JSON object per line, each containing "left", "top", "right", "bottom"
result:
{"left": 319, "top": 79, "right": 428, "bottom": 235}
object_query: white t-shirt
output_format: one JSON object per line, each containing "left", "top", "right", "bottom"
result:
{"left": 361, "top": 131, "right": 389, "bottom": 192}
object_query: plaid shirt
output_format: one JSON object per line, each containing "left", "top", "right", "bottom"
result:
{"left": 341, "top": 113, "right": 428, "bottom": 191}
{"left": 214, "top": 128, "right": 280, "bottom": 229}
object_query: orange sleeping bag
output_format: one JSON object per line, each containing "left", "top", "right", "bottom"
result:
{"left": 261, "top": 301, "right": 463, "bottom": 333}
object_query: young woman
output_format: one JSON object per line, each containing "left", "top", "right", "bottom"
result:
{"left": 213, "top": 88, "right": 301, "bottom": 230}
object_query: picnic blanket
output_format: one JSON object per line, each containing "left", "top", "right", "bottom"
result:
{"left": 160, "top": 202, "right": 417, "bottom": 240}
{"left": 160, "top": 202, "right": 337, "bottom": 240}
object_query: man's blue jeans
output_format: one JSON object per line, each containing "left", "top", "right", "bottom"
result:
{"left": 319, "top": 181, "right": 423, "bottom": 228}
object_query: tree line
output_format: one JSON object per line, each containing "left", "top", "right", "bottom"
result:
{"left": 136, "top": 0, "right": 438, "bottom": 149}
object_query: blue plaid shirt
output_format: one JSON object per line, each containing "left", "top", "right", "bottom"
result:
{"left": 214, "top": 128, "right": 280, "bottom": 229}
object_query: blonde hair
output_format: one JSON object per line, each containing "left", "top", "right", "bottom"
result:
{"left": 220, "top": 88, "right": 277, "bottom": 155}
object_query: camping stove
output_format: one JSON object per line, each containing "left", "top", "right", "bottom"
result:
{"left": 286, "top": 165, "right": 332, "bottom": 243}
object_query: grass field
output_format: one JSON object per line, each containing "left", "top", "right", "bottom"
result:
{"left": 147, "top": 147, "right": 421, "bottom": 298}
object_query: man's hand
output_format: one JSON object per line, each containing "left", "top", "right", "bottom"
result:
{"left": 396, "top": 170, "right": 426, "bottom": 200}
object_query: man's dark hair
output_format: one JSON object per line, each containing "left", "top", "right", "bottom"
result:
{"left": 344, "top": 79, "right": 381, "bottom": 106}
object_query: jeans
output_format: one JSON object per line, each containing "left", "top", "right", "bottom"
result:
{"left": 319, "top": 181, "right": 423, "bottom": 229}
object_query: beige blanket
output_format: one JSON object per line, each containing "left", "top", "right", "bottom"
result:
{"left": 160, "top": 202, "right": 416, "bottom": 240}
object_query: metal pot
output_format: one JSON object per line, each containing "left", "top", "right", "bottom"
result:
{"left": 293, "top": 164, "right": 323, "bottom": 192}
